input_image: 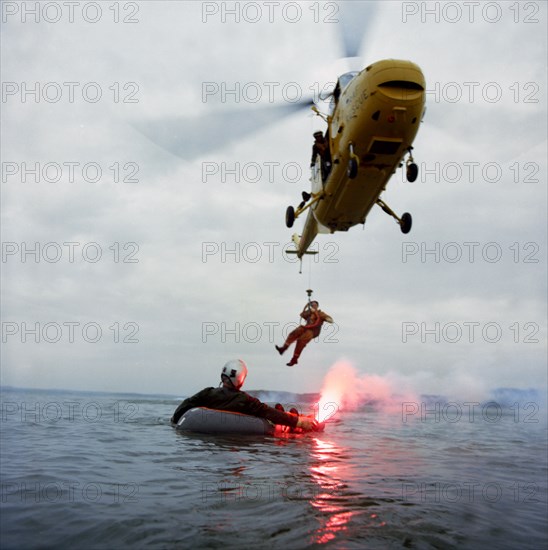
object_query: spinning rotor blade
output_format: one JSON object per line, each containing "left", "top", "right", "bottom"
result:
{"left": 133, "top": 3, "right": 377, "bottom": 161}
{"left": 133, "top": 99, "right": 314, "bottom": 160}
{"left": 337, "top": 1, "right": 377, "bottom": 62}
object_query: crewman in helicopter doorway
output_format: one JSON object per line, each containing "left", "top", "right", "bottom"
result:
{"left": 310, "top": 130, "right": 332, "bottom": 182}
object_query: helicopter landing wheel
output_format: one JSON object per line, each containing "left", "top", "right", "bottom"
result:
{"left": 400, "top": 212, "right": 412, "bottom": 234}
{"left": 347, "top": 158, "right": 358, "bottom": 179}
{"left": 285, "top": 206, "right": 295, "bottom": 228}
{"left": 406, "top": 162, "right": 418, "bottom": 182}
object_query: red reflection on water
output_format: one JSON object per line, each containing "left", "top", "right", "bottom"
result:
{"left": 309, "top": 437, "right": 359, "bottom": 544}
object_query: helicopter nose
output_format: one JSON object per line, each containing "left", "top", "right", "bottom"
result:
{"left": 369, "top": 60, "right": 425, "bottom": 101}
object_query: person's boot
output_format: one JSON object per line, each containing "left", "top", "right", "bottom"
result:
{"left": 286, "top": 357, "right": 298, "bottom": 367}
{"left": 275, "top": 344, "right": 287, "bottom": 355}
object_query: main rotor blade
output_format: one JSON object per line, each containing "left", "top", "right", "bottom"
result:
{"left": 337, "top": 1, "right": 377, "bottom": 60}
{"left": 133, "top": 99, "right": 314, "bottom": 160}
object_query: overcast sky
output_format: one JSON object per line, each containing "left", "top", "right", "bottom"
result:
{"left": 1, "top": 1, "right": 546, "bottom": 401}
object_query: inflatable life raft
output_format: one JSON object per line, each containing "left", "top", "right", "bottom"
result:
{"left": 175, "top": 407, "right": 276, "bottom": 435}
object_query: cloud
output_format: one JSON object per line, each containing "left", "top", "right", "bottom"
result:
{"left": 2, "top": 1, "right": 546, "bottom": 397}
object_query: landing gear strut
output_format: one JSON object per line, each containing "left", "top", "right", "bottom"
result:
{"left": 405, "top": 147, "right": 418, "bottom": 182}
{"left": 376, "top": 198, "right": 412, "bottom": 234}
{"left": 285, "top": 192, "right": 324, "bottom": 229}
{"left": 347, "top": 143, "right": 359, "bottom": 179}
{"left": 286, "top": 193, "right": 310, "bottom": 227}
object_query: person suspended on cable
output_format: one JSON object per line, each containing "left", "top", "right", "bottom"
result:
{"left": 275, "top": 300, "right": 334, "bottom": 367}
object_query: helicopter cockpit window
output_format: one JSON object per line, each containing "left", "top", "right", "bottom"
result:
{"left": 337, "top": 71, "right": 359, "bottom": 92}
{"left": 331, "top": 71, "right": 359, "bottom": 107}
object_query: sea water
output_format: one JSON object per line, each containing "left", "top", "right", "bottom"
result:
{"left": 1, "top": 387, "right": 546, "bottom": 549}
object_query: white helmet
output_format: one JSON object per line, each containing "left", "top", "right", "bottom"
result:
{"left": 221, "top": 359, "right": 248, "bottom": 389}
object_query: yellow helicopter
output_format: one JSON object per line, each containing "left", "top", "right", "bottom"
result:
{"left": 132, "top": 5, "right": 426, "bottom": 262}
{"left": 285, "top": 59, "right": 426, "bottom": 259}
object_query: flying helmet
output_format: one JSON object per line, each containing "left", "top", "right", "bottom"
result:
{"left": 221, "top": 359, "right": 248, "bottom": 389}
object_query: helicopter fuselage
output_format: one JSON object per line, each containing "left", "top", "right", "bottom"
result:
{"left": 294, "top": 59, "right": 426, "bottom": 257}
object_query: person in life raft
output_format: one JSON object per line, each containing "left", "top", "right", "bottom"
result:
{"left": 170, "top": 359, "right": 320, "bottom": 431}
{"left": 275, "top": 300, "right": 333, "bottom": 366}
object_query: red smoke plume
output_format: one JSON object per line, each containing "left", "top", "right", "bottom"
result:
{"left": 315, "top": 360, "right": 417, "bottom": 422}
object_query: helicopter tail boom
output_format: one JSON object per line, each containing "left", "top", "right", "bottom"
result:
{"left": 293, "top": 211, "right": 320, "bottom": 259}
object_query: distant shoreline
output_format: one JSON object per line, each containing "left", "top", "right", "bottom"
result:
{"left": 0, "top": 385, "right": 321, "bottom": 403}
